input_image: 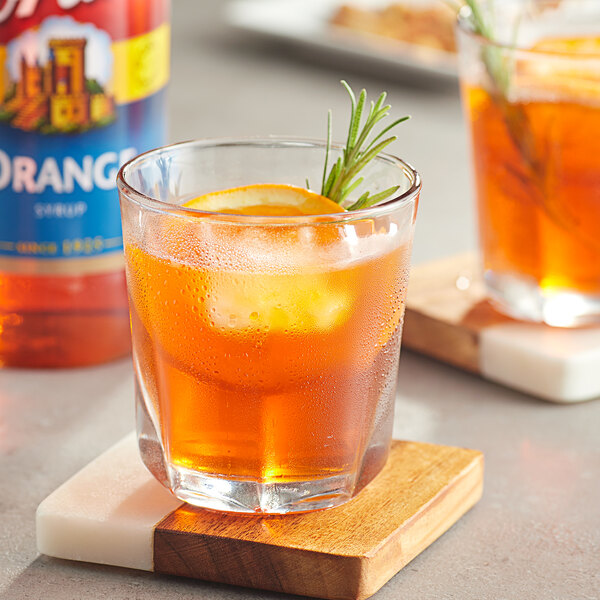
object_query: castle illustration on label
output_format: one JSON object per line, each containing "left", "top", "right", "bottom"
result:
{"left": 0, "top": 23, "right": 116, "bottom": 134}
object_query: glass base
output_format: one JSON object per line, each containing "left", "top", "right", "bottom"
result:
{"left": 135, "top": 381, "right": 390, "bottom": 514}
{"left": 169, "top": 465, "right": 354, "bottom": 514}
{"left": 485, "top": 271, "right": 600, "bottom": 327}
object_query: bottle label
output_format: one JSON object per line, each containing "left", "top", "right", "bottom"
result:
{"left": 0, "top": 0, "right": 169, "bottom": 274}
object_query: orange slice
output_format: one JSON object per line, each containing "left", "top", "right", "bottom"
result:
{"left": 183, "top": 183, "right": 345, "bottom": 216}
{"left": 515, "top": 36, "right": 600, "bottom": 102}
{"left": 177, "top": 184, "right": 353, "bottom": 334}
{"left": 531, "top": 36, "right": 600, "bottom": 55}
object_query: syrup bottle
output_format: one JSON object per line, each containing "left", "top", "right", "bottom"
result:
{"left": 0, "top": 0, "right": 170, "bottom": 367}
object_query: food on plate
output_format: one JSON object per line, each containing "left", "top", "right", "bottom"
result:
{"left": 330, "top": 2, "right": 457, "bottom": 53}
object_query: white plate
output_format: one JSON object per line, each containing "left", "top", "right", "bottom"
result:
{"left": 225, "top": 0, "right": 458, "bottom": 82}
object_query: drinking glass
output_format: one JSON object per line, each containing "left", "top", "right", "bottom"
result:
{"left": 457, "top": 0, "right": 600, "bottom": 326}
{"left": 117, "top": 138, "right": 420, "bottom": 513}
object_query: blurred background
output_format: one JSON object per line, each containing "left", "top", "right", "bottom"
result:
{"left": 168, "top": 0, "right": 475, "bottom": 265}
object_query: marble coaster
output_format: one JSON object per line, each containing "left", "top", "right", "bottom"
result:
{"left": 37, "top": 434, "right": 483, "bottom": 600}
{"left": 403, "top": 253, "right": 600, "bottom": 403}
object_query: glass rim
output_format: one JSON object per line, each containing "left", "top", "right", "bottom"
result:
{"left": 117, "top": 136, "right": 421, "bottom": 225}
{"left": 456, "top": 1, "right": 600, "bottom": 59}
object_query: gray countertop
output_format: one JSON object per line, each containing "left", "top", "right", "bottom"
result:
{"left": 1, "top": 1, "right": 598, "bottom": 599}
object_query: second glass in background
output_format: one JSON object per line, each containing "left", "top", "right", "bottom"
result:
{"left": 457, "top": 0, "right": 600, "bottom": 327}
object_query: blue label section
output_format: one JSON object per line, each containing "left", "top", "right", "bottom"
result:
{"left": 0, "top": 88, "right": 166, "bottom": 259}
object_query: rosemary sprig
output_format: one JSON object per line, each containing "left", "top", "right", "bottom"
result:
{"left": 319, "top": 81, "right": 410, "bottom": 211}
{"left": 458, "top": 1, "right": 546, "bottom": 176}
{"left": 464, "top": 0, "right": 512, "bottom": 95}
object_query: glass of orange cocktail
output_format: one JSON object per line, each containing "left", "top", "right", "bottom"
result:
{"left": 457, "top": 0, "right": 600, "bottom": 326}
{"left": 117, "top": 138, "right": 420, "bottom": 513}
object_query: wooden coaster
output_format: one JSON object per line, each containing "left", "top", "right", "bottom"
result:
{"left": 37, "top": 434, "right": 483, "bottom": 600}
{"left": 403, "top": 253, "right": 600, "bottom": 403}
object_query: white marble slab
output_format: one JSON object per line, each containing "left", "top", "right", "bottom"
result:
{"left": 404, "top": 254, "right": 600, "bottom": 404}
{"left": 480, "top": 324, "right": 600, "bottom": 403}
{"left": 36, "top": 433, "right": 182, "bottom": 571}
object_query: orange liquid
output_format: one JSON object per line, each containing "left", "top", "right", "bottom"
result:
{"left": 126, "top": 232, "right": 409, "bottom": 483}
{"left": 466, "top": 86, "right": 600, "bottom": 294}
{"left": 0, "top": 270, "right": 131, "bottom": 368}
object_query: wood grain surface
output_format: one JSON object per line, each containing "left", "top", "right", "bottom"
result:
{"left": 153, "top": 440, "right": 484, "bottom": 600}
{"left": 403, "top": 253, "right": 513, "bottom": 372}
